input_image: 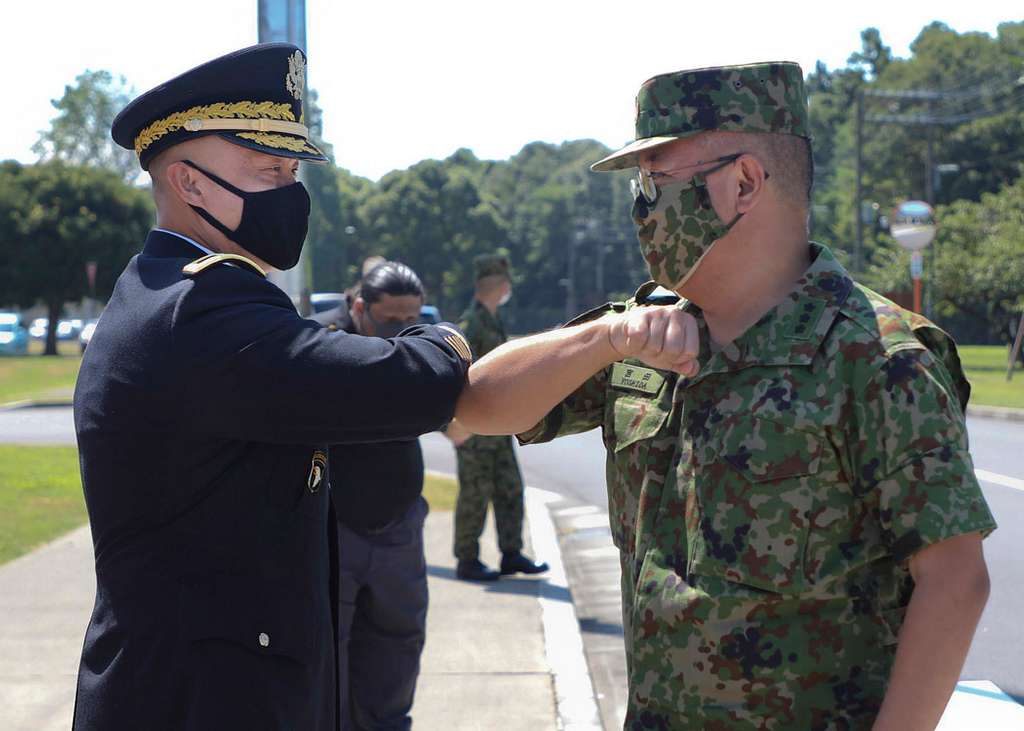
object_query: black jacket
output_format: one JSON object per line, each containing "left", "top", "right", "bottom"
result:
{"left": 72, "top": 231, "right": 468, "bottom": 730}
{"left": 311, "top": 300, "right": 426, "bottom": 534}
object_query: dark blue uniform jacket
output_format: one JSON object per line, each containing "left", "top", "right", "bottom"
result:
{"left": 311, "top": 300, "right": 426, "bottom": 534}
{"left": 71, "top": 231, "right": 468, "bottom": 730}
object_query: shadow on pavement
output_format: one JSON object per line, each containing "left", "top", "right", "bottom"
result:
{"left": 426, "top": 563, "right": 572, "bottom": 602}
{"left": 578, "top": 616, "right": 624, "bottom": 637}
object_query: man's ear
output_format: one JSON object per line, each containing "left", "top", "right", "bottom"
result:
{"left": 162, "top": 160, "right": 206, "bottom": 207}
{"left": 352, "top": 297, "right": 365, "bottom": 318}
{"left": 734, "top": 154, "right": 768, "bottom": 215}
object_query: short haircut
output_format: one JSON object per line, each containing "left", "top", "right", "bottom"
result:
{"left": 359, "top": 261, "right": 424, "bottom": 304}
{"left": 475, "top": 273, "right": 510, "bottom": 295}
{"left": 707, "top": 131, "right": 814, "bottom": 206}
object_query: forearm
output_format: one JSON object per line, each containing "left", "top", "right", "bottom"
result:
{"left": 873, "top": 567, "right": 989, "bottom": 730}
{"left": 455, "top": 320, "right": 616, "bottom": 435}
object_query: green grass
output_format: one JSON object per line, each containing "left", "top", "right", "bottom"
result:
{"left": 0, "top": 445, "right": 86, "bottom": 565}
{"left": 958, "top": 345, "right": 1024, "bottom": 410}
{"left": 0, "top": 350, "right": 81, "bottom": 405}
{"left": 423, "top": 472, "right": 458, "bottom": 511}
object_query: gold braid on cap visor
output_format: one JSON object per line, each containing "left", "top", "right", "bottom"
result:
{"left": 133, "top": 101, "right": 309, "bottom": 155}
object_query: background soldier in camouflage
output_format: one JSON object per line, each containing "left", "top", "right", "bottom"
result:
{"left": 464, "top": 62, "right": 997, "bottom": 730}
{"left": 450, "top": 255, "right": 549, "bottom": 581}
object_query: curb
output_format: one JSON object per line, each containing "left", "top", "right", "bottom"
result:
{"left": 423, "top": 471, "right": 602, "bottom": 729}
{"left": 0, "top": 399, "right": 73, "bottom": 412}
{"left": 526, "top": 486, "right": 603, "bottom": 731}
{"left": 967, "top": 404, "right": 1024, "bottom": 423}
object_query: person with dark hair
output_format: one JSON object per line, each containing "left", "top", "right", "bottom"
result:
{"left": 453, "top": 62, "right": 995, "bottom": 729}
{"left": 446, "top": 254, "right": 550, "bottom": 582}
{"left": 311, "top": 260, "right": 432, "bottom": 730}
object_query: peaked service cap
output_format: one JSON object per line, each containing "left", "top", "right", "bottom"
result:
{"left": 112, "top": 43, "right": 328, "bottom": 170}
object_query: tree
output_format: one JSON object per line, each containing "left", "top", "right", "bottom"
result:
{"left": 0, "top": 161, "right": 153, "bottom": 354}
{"left": 847, "top": 28, "right": 893, "bottom": 80}
{"left": 864, "top": 174, "right": 1024, "bottom": 343}
{"left": 33, "top": 70, "right": 138, "bottom": 183}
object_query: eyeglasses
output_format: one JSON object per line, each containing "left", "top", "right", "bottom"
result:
{"left": 631, "top": 153, "right": 768, "bottom": 204}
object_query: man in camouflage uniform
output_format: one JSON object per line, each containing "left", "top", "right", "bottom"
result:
{"left": 451, "top": 254, "right": 549, "bottom": 581}
{"left": 501, "top": 63, "right": 995, "bottom": 729}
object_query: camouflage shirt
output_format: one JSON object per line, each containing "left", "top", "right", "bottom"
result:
{"left": 460, "top": 298, "right": 509, "bottom": 451}
{"left": 520, "top": 244, "right": 996, "bottom": 729}
{"left": 459, "top": 298, "right": 507, "bottom": 360}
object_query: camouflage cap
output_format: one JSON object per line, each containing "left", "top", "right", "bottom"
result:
{"left": 474, "top": 254, "right": 510, "bottom": 281}
{"left": 591, "top": 62, "right": 809, "bottom": 172}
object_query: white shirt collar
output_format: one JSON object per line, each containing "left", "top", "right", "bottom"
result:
{"left": 154, "top": 228, "right": 215, "bottom": 256}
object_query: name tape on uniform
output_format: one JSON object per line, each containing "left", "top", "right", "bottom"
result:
{"left": 610, "top": 363, "right": 664, "bottom": 395}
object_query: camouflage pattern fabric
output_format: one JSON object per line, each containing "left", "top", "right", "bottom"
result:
{"left": 631, "top": 160, "right": 741, "bottom": 290}
{"left": 520, "top": 245, "right": 995, "bottom": 729}
{"left": 454, "top": 298, "right": 525, "bottom": 560}
{"left": 453, "top": 436, "right": 525, "bottom": 560}
{"left": 518, "top": 281, "right": 682, "bottom": 677}
{"left": 592, "top": 62, "right": 809, "bottom": 172}
{"left": 474, "top": 253, "right": 511, "bottom": 281}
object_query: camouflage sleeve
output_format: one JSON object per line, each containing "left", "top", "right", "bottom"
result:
{"left": 853, "top": 347, "right": 997, "bottom": 562}
{"left": 459, "top": 311, "right": 483, "bottom": 361}
{"left": 516, "top": 303, "right": 625, "bottom": 445}
{"left": 516, "top": 367, "right": 609, "bottom": 445}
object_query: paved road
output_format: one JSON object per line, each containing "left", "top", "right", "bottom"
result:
{"left": 3, "top": 407, "right": 1022, "bottom": 713}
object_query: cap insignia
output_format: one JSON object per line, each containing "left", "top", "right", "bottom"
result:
{"left": 286, "top": 50, "right": 305, "bottom": 102}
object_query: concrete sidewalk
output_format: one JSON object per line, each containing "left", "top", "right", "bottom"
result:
{"left": 0, "top": 499, "right": 592, "bottom": 730}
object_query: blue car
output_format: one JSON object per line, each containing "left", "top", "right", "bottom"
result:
{"left": 0, "top": 313, "right": 29, "bottom": 355}
{"left": 419, "top": 305, "right": 441, "bottom": 325}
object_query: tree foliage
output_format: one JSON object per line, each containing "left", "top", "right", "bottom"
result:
{"left": 33, "top": 70, "right": 138, "bottom": 183}
{"left": 0, "top": 161, "right": 153, "bottom": 354}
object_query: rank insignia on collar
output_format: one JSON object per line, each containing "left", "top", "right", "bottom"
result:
{"left": 308, "top": 450, "right": 327, "bottom": 493}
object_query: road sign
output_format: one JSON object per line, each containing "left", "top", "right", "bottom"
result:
{"left": 891, "top": 200, "right": 936, "bottom": 251}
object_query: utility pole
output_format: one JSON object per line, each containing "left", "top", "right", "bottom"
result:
{"left": 854, "top": 92, "right": 864, "bottom": 274}
{"left": 258, "top": 0, "right": 312, "bottom": 314}
{"left": 924, "top": 120, "right": 935, "bottom": 319}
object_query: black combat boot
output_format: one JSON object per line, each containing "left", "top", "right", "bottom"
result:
{"left": 500, "top": 552, "right": 549, "bottom": 576}
{"left": 456, "top": 559, "right": 501, "bottom": 582}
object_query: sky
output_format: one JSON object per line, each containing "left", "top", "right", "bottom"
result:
{"left": 1, "top": 1, "right": 1016, "bottom": 181}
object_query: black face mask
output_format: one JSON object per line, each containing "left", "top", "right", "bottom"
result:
{"left": 183, "top": 159, "right": 311, "bottom": 270}
{"left": 364, "top": 309, "right": 416, "bottom": 339}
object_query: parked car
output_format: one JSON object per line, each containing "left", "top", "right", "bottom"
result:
{"left": 310, "top": 292, "right": 345, "bottom": 314}
{"left": 419, "top": 305, "right": 441, "bottom": 325}
{"left": 79, "top": 320, "right": 99, "bottom": 353}
{"left": 29, "top": 317, "right": 48, "bottom": 339}
{"left": 0, "top": 313, "right": 30, "bottom": 355}
{"left": 56, "top": 319, "right": 83, "bottom": 341}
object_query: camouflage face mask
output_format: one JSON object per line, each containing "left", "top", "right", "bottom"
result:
{"left": 631, "top": 157, "right": 742, "bottom": 290}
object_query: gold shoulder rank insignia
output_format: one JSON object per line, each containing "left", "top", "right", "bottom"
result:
{"left": 182, "top": 253, "right": 267, "bottom": 278}
{"left": 437, "top": 325, "right": 473, "bottom": 363}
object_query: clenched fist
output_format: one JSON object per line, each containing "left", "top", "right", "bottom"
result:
{"left": 607, "top": 306, "right": 700, "bottom": 377}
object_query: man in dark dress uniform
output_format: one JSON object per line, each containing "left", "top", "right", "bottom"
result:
{"left": 311, "top": 261, "right": 433, "bottom": 730}
{"left": 72, "top": 44, "right": 471, "bottom": 731}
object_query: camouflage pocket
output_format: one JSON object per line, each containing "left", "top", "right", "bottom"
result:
{"left": 687, "top": 421, "right": 823, "bottom": 595}
{"left": 608, "top": 382, "right": 675, "bottom": 551}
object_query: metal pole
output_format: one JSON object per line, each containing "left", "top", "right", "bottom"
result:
{"left": 924, "top": 123, "right": 935, "bottom": 320}
{"left": 566, "top": 234, "right": 577, "bottom": 321}
{"left": 854, "top": 92, "right": 864, "bottom": 274}
{"left": 1009, "top": 310, "right": 1024, "bottom": 382}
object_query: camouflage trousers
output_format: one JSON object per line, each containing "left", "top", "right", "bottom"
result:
{"left": 453, "top": 435, "right": 524, "bottom": 561}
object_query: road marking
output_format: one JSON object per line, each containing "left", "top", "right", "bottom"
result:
{"left": 975, "top": 469, "right": 1024, "bottom": 493}
{"left": 557, "top": 505, "right": 602, "bottom": 517}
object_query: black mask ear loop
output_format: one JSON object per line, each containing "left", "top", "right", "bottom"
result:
{"left": 181, "top": 160, "right": 246, "bottom": 238}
